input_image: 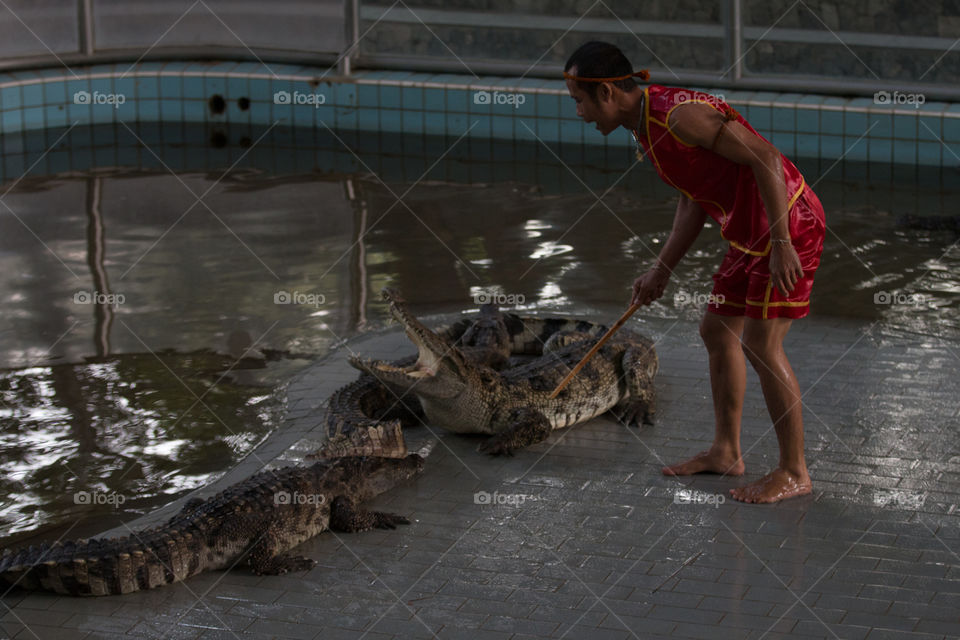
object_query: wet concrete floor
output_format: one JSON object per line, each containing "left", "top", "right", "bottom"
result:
{"left": 3, "top": 309, "right": 958, "bottom": 639}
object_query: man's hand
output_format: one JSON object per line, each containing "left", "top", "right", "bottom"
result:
{"left": 631, "top": 267, "right": 670, "bottom": 306}
{"left": 769, "top": 243, "right": 803, "bottom": 296}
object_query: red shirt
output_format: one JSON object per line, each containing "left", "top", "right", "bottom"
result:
{"left": 634, "top": 85, "right": 808, "bottom": 256}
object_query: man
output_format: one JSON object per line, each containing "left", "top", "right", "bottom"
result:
{"left": 563, "top": 41, "right": 825, "bottom": 503}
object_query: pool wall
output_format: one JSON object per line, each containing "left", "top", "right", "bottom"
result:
{"left": 1, "top": 61, "right": 958, "bottom": 181}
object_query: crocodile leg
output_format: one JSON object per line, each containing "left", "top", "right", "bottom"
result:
{"left": 612, "top": 342, "right": 659, "bottom": 427}
{"left": 613, "top": 390, "right": 656, "bottom": 426}
{"left": 329, "top": 496, "right": 410, "bottom": 532}
{"left": 477, "top": 407, "right": 552, "bottom": 456}
{"left": 246, "top": 523, "right": 317, "bottom": 576}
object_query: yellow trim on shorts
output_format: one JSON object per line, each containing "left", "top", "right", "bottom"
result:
{"left": 745, "top": 280, "right": 810, "bottom": 320}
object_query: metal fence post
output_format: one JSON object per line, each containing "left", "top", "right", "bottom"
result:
{"left": 339, "top": 0, "right": 360, "bottom": 76}
{"left": 78, "top": 0, "right": 95, "bottom": 56}
{"left": 730, "top": 0, "right": 742, "bottom": 84}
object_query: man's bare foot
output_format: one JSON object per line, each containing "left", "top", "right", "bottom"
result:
{"left": 662, "top": 448, "right": 745, "bottom": 477}
{"left": 729, "top": 468, "right": 812, "bottom": 503}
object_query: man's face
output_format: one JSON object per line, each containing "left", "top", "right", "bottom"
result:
{"left": 565, "top": 72, "right": 620, "bottom": 136}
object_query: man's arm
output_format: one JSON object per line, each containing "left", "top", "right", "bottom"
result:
{"left": 668, "top": 103, "right": 803, "bottom": 296}
{"left": 631, "top": 194, "right": 707, "bottom": 306}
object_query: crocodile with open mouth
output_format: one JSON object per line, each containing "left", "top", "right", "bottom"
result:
{"left": 317, "top": 301, "right": 613, "bottom": 458}
{"left": 349, "top": 289, "right": 658, "bottom": 455}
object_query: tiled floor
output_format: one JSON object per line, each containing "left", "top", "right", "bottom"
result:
{"left": 2, "top": 311, "right": 958, "bottom": 639}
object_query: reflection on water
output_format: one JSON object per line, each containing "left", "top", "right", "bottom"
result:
{"left": 0, "top": 351, "right": 286, "bottom": 546}
{"left": 0, "top": 169, "right": 362, "bottom": 368}
{"left": 353, "top": 176, "right": 960, "bottom": 341}
{"left": 0, "top": 131, "right": 958, "bottom": 543}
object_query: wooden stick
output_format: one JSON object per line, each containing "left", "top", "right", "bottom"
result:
{"left": 548, "top": 302, "right": 643, "bottom": 399}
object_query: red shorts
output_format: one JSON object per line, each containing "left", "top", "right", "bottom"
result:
{"left": 708, "top": 188, "right": 826, "bottom": 320}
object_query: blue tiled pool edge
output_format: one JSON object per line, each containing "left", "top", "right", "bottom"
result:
{"left": 1, "top": 61, "right": 959, "bottom": 167}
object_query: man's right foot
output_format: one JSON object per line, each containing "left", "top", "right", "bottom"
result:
{"left": 662, "top": 449, "right": 745, "bottom": 476}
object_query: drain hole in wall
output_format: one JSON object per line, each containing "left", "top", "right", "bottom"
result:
{"left": 208, "top": 94, "right": 226, "bottom": 114}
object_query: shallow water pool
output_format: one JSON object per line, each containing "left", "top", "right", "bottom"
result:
{"left": 1, "top": 124, "right": 958, "bottom": 545}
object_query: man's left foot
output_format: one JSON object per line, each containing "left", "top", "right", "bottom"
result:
{"left": 729, "top": 468, "right": 811, "bottom": 503}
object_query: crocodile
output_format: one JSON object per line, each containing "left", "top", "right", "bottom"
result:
{"left": 350, "top": 289, "right": 658, "bottom": 455}
{"left": 0, "top": 448, "right": 429, "bottom": 596}
{"left": 317, "top": 302, "right": 611, "bottom": 459}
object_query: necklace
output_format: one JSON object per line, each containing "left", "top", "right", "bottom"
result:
{"left": 630, "top": 128, "right": 645, "bottom": 162}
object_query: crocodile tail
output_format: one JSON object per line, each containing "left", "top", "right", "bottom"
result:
{"left": 503, "top": 315, "right": 610, "bottom": 355}
{"left": 0, "top": 528, "right": 206, "bottom": 596}
{"left": 323, "top": 375, "right": 391, "bottom": 437}
{"left": 320, "top": 364, "right": 421, "bottom": 459}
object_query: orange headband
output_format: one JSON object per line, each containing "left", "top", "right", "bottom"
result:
{"left": 563, "top": 69, "right": 650, "bottom": 82}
